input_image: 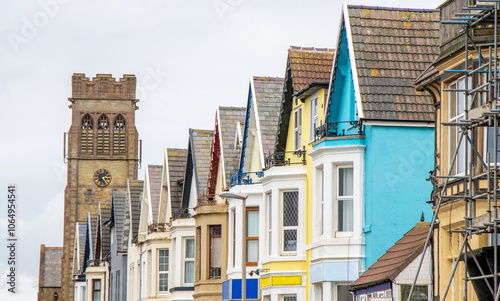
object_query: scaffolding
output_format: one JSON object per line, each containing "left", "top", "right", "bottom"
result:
{"left": 409, "top": 1, "right": 500, "bottom": 300}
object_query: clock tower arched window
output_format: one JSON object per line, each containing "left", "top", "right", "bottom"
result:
{"left": 80, "top": 114, "right": 94, "bottom": 155}
{"left": 113, "top": 114, "right": 126, "bottom": 155}
{"left": 97, "top": 114, "right": 110, "bottom": 155}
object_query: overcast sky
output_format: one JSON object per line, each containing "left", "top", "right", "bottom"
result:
{"left": 0, "top": 0, "right": 442, "bottom": 299}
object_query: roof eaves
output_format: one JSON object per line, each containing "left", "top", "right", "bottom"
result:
{"left": 250, "top": 77, "right": 266, "bottom": 170}
{"left": 344, "top": 2, "right": 364, "bottom": 119}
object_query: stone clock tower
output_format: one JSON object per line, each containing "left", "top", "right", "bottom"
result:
{"left": 61, "top": 74, "right": 139, "bottom": 301}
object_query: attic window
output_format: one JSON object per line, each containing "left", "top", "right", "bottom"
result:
{"left": 235, "top": 122, "right": 243, "bottom": 150}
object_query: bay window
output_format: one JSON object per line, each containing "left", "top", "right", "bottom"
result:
{"left": 184, "top": 238, "right": 195, "bottom": 284}
{"left": 449, "top": 77, "right": 467, "bottom": 174}
{"left": 209, "top": 225, "right": 222, "bottom": 278}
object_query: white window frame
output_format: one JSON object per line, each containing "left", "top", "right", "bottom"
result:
{"left": 294, "top": 107, "right": 302, "bottom": 150}
{"left": 184, "top": 238, "right": 195, "bottom": 284}
{"left": 246, "top": 207, "right": 259, "bottom": 265}
{"left": 158, "top": 249, "right": 169, "bottom": 293}
{"left": 336, "top": 166, "right": 354, "bottom": 235}
{"left": 448, "top": 76, "right": 468, "bottom": 175}
{"left": 310, "top": 97, "right": 319, "bottom": 142}
{"left": 281, "top": 190, "right": 299, "bottom": 255}
{"left": 266, "top": 193, "right": 272, "bottom": 257}
{"left": 281, "top": 294, "right": 298, "bottom": 301}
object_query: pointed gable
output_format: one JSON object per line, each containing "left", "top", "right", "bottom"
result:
{"left": 122, "top": 179, "right": 143, "bottom": 250}
{"left": 73, "top": 222, "right": 87, "bottom": 275}
{"left": 98, "top": 202, "right": 112, "bottom": 259}
{"left": 207, "top": 107, "right": 246, "bottom": 198}
{"left": 147, "top": 164, "right": 163, "bottom": 222}
{"left": 329, "top": 5, "right": 439, "bottom": 122}
{"left": 276, "top": 47, "right": 334, "bottom": 152}
{"left": 240, "top": 77, "right": 284, "bottom": 172}
{"left": 111, "top": 191, "right": 127, "bottom": 250}
{"left": 159, "top": 148, "right": 187, "bottom": 222}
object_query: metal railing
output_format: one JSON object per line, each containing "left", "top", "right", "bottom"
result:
{"left": 147, "top": 222, "right": 168, "bottom": 234}
{"left": 171, "top": 208, "right": 191, "bottom": 220}
{"left": 264, "top": 146, "right": 306, "bottom": 170}
{"left": 314, "top": 121, "right": 364, "bottom": 140}
{"left": 230, "top": 171, "right": 264, "bottom": 187}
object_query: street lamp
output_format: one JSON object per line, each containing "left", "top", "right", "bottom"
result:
{"left": 220, "top": 192, "right": 249, "bottom": 301}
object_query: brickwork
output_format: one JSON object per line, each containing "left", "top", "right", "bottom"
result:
{"left": 61, "top": 74, "right": 139, "bottom": 301}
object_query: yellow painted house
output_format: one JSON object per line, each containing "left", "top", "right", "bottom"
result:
{"left": 259, "top": 46, "right": 333, "bottom": 301}
{"left": 414, "top": 0, "right": 500, "bottom": 300}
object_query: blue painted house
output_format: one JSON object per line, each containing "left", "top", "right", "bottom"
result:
{"left": 307, "top": 4, "right": 439, "bottom": 299}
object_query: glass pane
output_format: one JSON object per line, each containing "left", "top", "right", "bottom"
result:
{"left": 268, "top": 194, "right": 272, "bottom": 254}
{"left": 458, "top": 79, "right": 465, "bottom": 114}
{"left": 211, "top": 225, "right": 221, "bottom": 236}
{"left": 487, "top": 127, "right": 500, "bottom": 163}
{"left": 158, "top": 249, "right": 169, "bottom": 272}
{"left": 283, "top": 229, "right": 297, "bottom": 251}
{"left": 450, "top": 82, "right": 457, "bottom": 118}
{"left": 247, "top": 240, "right": 259, "bottom": 262}
{"left": 339, "top": 168, "right": 353, "bottom": 196}
{"left": 401, "top": 285, "right": 428, "bottom": 301}
{"left": 246, "top": 210, "right": 259, "bottom": 237}
{"left": 94, "top": 280, "right": 101, "bottom": 290}
{"left": 283, "top": 191, "right": 298, "bottom": 227}
{"left": 338, "top": 199, "right": 353, "bottom": 231}
{"left": 159, "top": 273, "right": 168, "bottom": 291}
{"left": 338, "top": 284, "right": 353, "bottom": 301}
{"left": 185, "top": 239, "right": 195, "bottom": 259}
{"left": 284, "top": 296, "right": 297, "bottom": 301}
{"left": 211, "top": 237, "right": 221, "bottom": 267}
{"left": 184, "top": 261, "right": 194, "bottom": 283}
{"left": 93, "top": 291, "right": 101, "bottom": 301}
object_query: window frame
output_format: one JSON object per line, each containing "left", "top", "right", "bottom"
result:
{"left": 266, "top": 193, "right": 272, "bottom": 257}
{"left": 92, "top": 279, "right": 101, "bottom": 301}
{"left": 184, "top": 238, "right": 195, "bottom": 284}
{"left": 246, "top": 207, "right": 259, "bottom": 266}
{"left": 336, "top": 166, "right": 354, "bottom": 234}
{"left": 157, "top": 249, "right": 169, "bottom": 293}
{"left": 281, "top": 190, "right": 299, "bottom": 255}
{"left": 310, "top": 97, "right": 319, "bottom": 142}
{"left": 448, "top": 76, "right": 468, "bottom": 175}
{"left": 294, "top": 107, "right": 302, "bottom": 150}
{"left": 209, "top": 225, "right": 222, "bottom": 279}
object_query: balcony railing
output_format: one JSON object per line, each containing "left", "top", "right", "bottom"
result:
{"left": 147, "top": 222, "right": 168, "bottom": 234}
{"left": 314, "top": 121, "right": 364, "bottom": 140}
{"left": 230, "top": 171, "right": 264, "bottom": 187}
{"left": 264, "top": 146, "right": 306, "bottom": 170}
{"left": 171, "top": 208, "right": 191, "bottom": 220}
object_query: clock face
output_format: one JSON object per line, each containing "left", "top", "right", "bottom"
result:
{"left": 93, "top": 169, "right": 112, "bottom": 187}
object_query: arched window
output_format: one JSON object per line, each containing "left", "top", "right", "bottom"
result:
{"left": 97, "top": 114, "right": 110, "bottom": 155}
{"left": 80, "top": 114, "right": 94, "bottom": 155}
{"left": 113, "top": 115, "right": 126, "bottom": 154}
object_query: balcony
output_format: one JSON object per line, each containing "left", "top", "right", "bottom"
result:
{"left": 147, "top": 222, "right": 169, "bottom": 234}
{"left": 230, "top": 171, "right": 264, "bottom": 187}
{"left": 171, "top": 208, "right": 191, "bottom": 221}
{"left": 314, "top": 121, "right": 364, "bottom": 140}
{"left": 264, "top": 146, "right": 306, "bottom": 170}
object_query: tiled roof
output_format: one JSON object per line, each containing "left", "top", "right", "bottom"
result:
{"left": 351, "top": 222, "right": 431, "bottom": 289}
{"left": 89, "top": 212, "right": 98, "bottom": 261}
{"left": 147, "top": 165, "right": 163, "bottom": 222}
{"left": 99, "top": 203, "right": 112, "bottom": 258}
{"left": 167, "top": 148, "right": 187, "bottom": 213}
{"left": 288, "top": 46, "right": 335, "bottom": 93}
{"left": 276, "top": 47, "right": 334, "bottom": 152}
{"left": 41, "top": 247, "right": 63, "bottom": 287}
{"left": 252, "top": 77, "right": 284, "bottom": 158}
{"left": 112, "top": 191, "right": 127, "bottom": 250}
{"left": 122, "top": 179, "right": 143, "bottom": 250}
{"left": 219, "top": 107, "right": 246, "bottom": 188}
{"left": 347, "top": 5, "right": 439, "bottom": 121}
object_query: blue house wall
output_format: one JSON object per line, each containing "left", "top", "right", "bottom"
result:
{"left": 363, "top": 125, "right": 434, "bottom": 266}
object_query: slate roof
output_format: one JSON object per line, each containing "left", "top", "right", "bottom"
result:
{"left": 191, "top": 129, "right": 213, "bottom": 197}
{"left": 112, "top": 191, "right": 127, "bottom": 250}
{"left": 219, "top": 107, "right": 246, "bottom": 188}
{"left": 40, "top": 247, "right": 63, "bottom": 287}
{"left": 99, "top": 203, "right": 112, "bottom": 258}
{"left": 129, "top": 180, "right": 143, "bottom": 242}
{"left": 89, "top": 212, "right": 98, "bottom": 261}
{"left": 147, "top": 165, "right": 163, "bottom": 222}
{"left": 76, "top": 223, "right": 87, "bottom": 274}
{"left": 276, "top": 47, "right": 334, "bottom": 152}
{"left": 252, "top": 77, "right": 284, "bottom": 158}
{"left": 345, "top": 5, "right": 440, "bottom": 122}
{"left": 167, "top": 148, "right": 187, "bottom": 213}
{"left": 351, "top": 222, "right": 431, "bottom": 289}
